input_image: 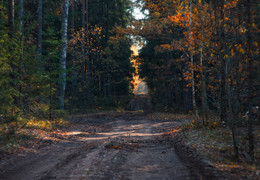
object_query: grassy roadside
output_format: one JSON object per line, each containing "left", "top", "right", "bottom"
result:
{"left": 0, "top": 109, "right": 128, "bottom": 155}
{"left": 0, "top": 117, "right": 72, "bottom": 155}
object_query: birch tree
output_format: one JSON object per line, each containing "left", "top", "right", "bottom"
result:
{"left": 19, "top": 0, "right": 24, "bottom": 33}
{"left": 189, "top": 0, "right": 198, "bottom": 117}
{"left": 59, "top": 0, "right": 70, "bottom": 110}
{"left": 246, "top": 0, "right": 254, "bottom": 161}
{"left": 198, "top": 2, "right": 208, "bottom": 124}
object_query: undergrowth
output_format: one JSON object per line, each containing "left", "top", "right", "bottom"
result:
{"left": 0, "top": 113, "right": 71, "bottom": 154}
{"left": 181, "top": 117, "right": 260, "bottom": 178}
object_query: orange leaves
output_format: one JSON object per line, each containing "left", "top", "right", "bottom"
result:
{"left": 130, "top": 45, "right": 143, "bottom": 94}
{"left": 110, "top": 25, "right": 133, "bottom": 41}
{"left": 165, "top": 128, "right": 181, "bottom": 135}
{"left": 144, "top": 0, "right": 160, "bottom": 12}
{"left": 68, "top": 25, "right": 102, "bottom": 57}
{"left": 168, "top": 13, "right": 183, "bottom": 24}
{"left": 225, "top": 0, "right": 239, "bottom": 9}
{"left": 156, "top": 44, "right": 172, "bottom": 52}
{"left": 56, "top": 8, "right": 62, "bottom": 16}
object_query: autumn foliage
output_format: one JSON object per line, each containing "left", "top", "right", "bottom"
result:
{"left": 134, "top": 0, "right": 259, "bottom": 161}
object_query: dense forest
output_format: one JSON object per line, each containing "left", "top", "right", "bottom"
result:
{"left": 135, "top": 0, "right": 259, "bottom": 160}
{"left": 0, "top": 0, "right": 259, "bottom": 165}
{"left": 138, "top": 0, "right": 259, "bottom": 115}
{"left": 0, "top": 0, "right": 134, "bottom": 118}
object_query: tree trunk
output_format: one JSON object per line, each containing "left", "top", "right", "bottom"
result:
{"left": 8, "top": 0, "right": 15, "bottom": 115}
{"left": 38, "top": 0, "right": 43, "bottom": 56}
{"left": 103, "top": 76, "right": 107, "bottom": 97}
{"left": 107, "top": 66, "right": 111, "bottom": 97}
{"left": 106, "top": 1, "right": 111, "bottom": 97}
{"left": 86, "top": 0, "right": 89, "bottom": 32}
{"left": 19, "top": 0, "right": 24, "bottom": 33}
{"left": 8, "top": 0, "right": 14, "bottom": 37}
{"left": 189, "top": 0, "right": 198, "bottom": 117}
{"left": 85, "top": 0, "right": 91, "bottom": 100}
{"left": 71, "top": 0, "right": 78, "bottom": 105}
{"left": 220, "top": 0, "right": 227, "bottom": 124}
{"left": 226, "top": 57, "right": 239, "bottom": 159}
{"left": 71, "top": 0, "right": 75, "bottom": 31}
{"left": 81, "top": 0, "right": 87, "bottom": 104}
{"left": 59, "top": 0, "right": 70, "bottom": 110}
{"left": 247, "top": 0, "right": 254, "bottom": 161}
{"left": 82, "top": 0, "right": 86, "bottom": 29}
{"left": 18, "top": 0, "right": 24, "bottom": 109}
{"left": 86, "top": 0, "right": 90, "bottom": 77}
{"left": 200, "top": 22, "right": 208, "bottom": 124}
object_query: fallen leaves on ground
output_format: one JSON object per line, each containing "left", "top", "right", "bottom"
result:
{"left": 183, "top": 124, "right": 260, "bottom": 179}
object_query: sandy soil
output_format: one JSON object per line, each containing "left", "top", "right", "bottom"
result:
{"left": 0, "top": 113, "right": 209, "bottom": 180}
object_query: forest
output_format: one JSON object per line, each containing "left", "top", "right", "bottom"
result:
{"left": 0, "top": 0, "right": 259, "bottom": 179}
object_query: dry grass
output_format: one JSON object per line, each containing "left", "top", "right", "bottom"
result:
{"left": 0, "top": 118, "right": 71, "bottom": 154}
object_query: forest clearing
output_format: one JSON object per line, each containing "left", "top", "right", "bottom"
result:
{"left": 0, "top": 0, "right": 259, "bottom": 179}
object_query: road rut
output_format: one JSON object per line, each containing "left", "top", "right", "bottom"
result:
{"left": 0, "top": 113, "right": 198, "bottom": 180}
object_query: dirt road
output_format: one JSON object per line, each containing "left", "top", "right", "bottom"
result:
{"left": 0, "top": 113, "right": 204, "bottom": 180}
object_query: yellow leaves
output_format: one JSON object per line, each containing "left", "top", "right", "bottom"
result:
{"left": 154, "top": 12, "right": 161, "bottom": 17}
{"left": 231, "top": 49, "right": 234, "bottom": 57}
{"left": 194, "top": 7, "right": 198, "bottom": 14}
{"left": 239, "top": 48, "right": 245, "bottom": 54}
{"left": 254, "top": 42, "right": 258, "bottom": 47}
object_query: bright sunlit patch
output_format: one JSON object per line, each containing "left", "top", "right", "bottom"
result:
{"left": 130, "top": 45, "right": 148, "bottom": 95}
{"left": 60, "top": 131, "right": 89, "bottom": 136}
{"left": 165, "top": 129, "right": 181, "bottom": 135}
{"left": 133, "top": 7, "right": 145, "bottom": 20}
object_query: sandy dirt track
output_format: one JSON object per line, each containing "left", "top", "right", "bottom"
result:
{"left": 0, "top": 113, "right": 204, "bottom": 180}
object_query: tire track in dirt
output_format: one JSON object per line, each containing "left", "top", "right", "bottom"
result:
{"left": 1, "top": 113, "right": 203, "bottom": 180}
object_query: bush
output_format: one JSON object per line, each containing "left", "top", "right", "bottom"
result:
{"left": 182, "top": 119, "right": 220, "bottom": 131}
